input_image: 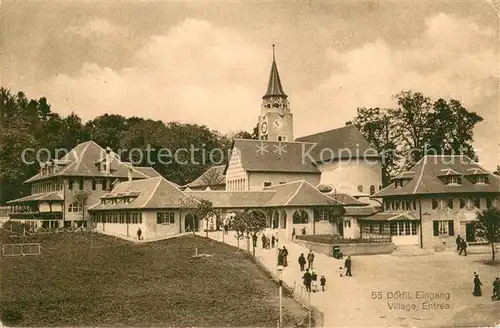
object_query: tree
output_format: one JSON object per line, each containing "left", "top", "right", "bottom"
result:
{"left": 74, "top": 190, "right": 92, "bottom": 226}
{"left": 231, "top": 210, "right": 267, "bottom": 255}
{"left": 200, "top": 167, "right": 225, "bottom": 188}
{"left": 493, "top": 166, "right": 500, "bottom": 176}
{"left": 474, "top": 207, "right": 500, "bottom": 264}
{"left": 347, "top": 91, "right": 483, "bottom": 182}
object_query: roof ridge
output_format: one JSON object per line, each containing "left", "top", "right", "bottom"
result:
{"left": 412, "top": 156, "right": 428, "bottom": 194}
{"left": 233, "top": 139, "right": 317, "bottom": 145}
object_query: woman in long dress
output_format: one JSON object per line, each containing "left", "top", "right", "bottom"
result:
{"left": 473, "top": 273, "right": 482, "bottom": 296}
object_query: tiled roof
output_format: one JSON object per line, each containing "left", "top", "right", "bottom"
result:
{"left": 7, "top": 191, "right": 63, "bottom": 204}
{"left": 373, "top": 155, "right": 500, "bottom": 197}
{"left": 295, "top": 125, "right": 380, "bottom": 162}
{"left": 184, "top": 165, "right": 226, "bottom": 188}
{"left": 89, "top": 177, "right": 193, "bottom": 210}
{"left": 185, "top": 191, "right": 275, "bottom": 208}
{"left": 465, "top": 168, "right": 489, "bottom": 175}
{"left": 437, "top": 168, "right": 462, "bottom": 176}
{"left": 231, "top": 139, "right": 320, "bottom": 173}
{"left": 394, "top": 171, "right": 415, "bottom": 180}
{"left": 134, "top": 166, "right": 163, "bottom": 178}
{"left": 265, "top": 180, "right": 343, "bottom": 207}
{"left": 326, "top": 193, "right": 368, "bottom": 206}
{"left": 25, "top": 141, "right": 151, "bottom": 183}
{"left": 344, "top": 206, "right": 381, "bottom": 217}
{"left": 357, "top": 211, "right": 418, "bottom": 221}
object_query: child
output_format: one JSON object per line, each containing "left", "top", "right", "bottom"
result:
{"left": 338, "top": 266, "right": 343, "bottom": 277}
{"left": 320, "top": 275, "right": 326, "bottom": 291}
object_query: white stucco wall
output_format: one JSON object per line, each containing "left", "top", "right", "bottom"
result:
{"left": 225, "top": 148, "right": 247, "bottom": 191}
{"left": 317, "top": 159, "right": 382, "bottom": 196}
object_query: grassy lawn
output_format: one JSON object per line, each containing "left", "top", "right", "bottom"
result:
{"left": 0, "top": 231, "right": 307, "bottom": 327}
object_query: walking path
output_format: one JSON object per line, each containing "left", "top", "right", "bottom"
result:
{"left": 198, "top": 230, "right": 398, "bottom": 328}
{"left": 98, "top": 230, "right": 192, "bottom": 243}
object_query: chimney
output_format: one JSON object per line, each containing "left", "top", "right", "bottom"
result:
{"left": 128, "top": 167, "right": 132, "bottom": 182}
{"left": 105, "top": 147, "right": 111, "bottom": 175}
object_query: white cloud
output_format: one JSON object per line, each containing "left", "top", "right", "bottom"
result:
{"left": 41, "top": 18, "right": 268, "bottom": 132}
{"left": 67, "top": 18, "right": 128, "bottom": 38}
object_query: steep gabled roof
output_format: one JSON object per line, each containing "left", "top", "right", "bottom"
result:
{"left": 7, "top": 191, "right": 63, "bottom": 204}
{"left": 373, "top": 155, "right": 500, "bottom": 197}
{"left": 295, "top": 125, "right": 380, "bottom": 162}
{"left": 89, "top": 177, "right": 192, "bottom": 210}
{"left": 184, "top": 165, "right": 226, "bottom": 188}
{"left": 231, "top": 139, "right": 320, "bottom": 173}
{"left": 134, "top": 166, "right": 163, "bottom": 178}
{"left": 24, "top": 141, "right": 151, "bottom": 183}
{"left": 263, "top": 57, "right": 287, "bottom": 99}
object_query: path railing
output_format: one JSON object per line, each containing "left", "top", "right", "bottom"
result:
{"left": 2, "top": 243, "right": 41, "bottom": 256}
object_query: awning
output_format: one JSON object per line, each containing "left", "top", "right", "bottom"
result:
{"left": 7, "top": 192, "right": 63, "bottom": 204}
{"left": 358, "top": 211, "right": 418, "bottom": 222}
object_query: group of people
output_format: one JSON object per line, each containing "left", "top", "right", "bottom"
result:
{"left": 473, "top": 273, "right": 500, "bottom": 301}
{"left": 277, "top": 246, "right": 289, "bottom": 267}
{"left": 455, "top": 235, "right": 468, "bottom": 256}
{"left": 261, "top": 234, "right": 278, "bottom": 249}
{"left": 301, "top": 268, "right": 327, "bottom": 292}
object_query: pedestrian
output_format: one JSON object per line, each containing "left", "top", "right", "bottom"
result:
{"left": 298, "top": 253, "right": 306, "bottom": 271}
{"left": 456, "top": 235, "right": 462, "bottom": 252}
{"left": 459, "top": 239, "right": 468, "bottom": 256}
{"left": 252, "top": 233, "right": 258, "bottom": 248}
{"left": 345, "top": 256, "right": 352, "bottom": 277}
{"left": 277, "top": 248, "right": 284, "bottom": 266}
{"left": 261, "top": 234, "right": 267, "bottom": 249}
{"left": 302, "top": 268, "right": 312, "bottom": 292}
{"left": 473, "top": 272, "right": 482, "bottom": 296}
{"left": 311, "top": 269, "right": 318, "bottom": 292}
{"left": 338, "top": 266, "right": 344, "bottom": 277}
{"left": 492, "top": 277, "right": 500, "bottom": 301}
{"left": 320, "top": 275, "right": 326, "bottom": 292}
{"left": 282, "top": 246, "right": 289, "bottom": 267}
{"left": 224, "top": 223, "right": 229, "bottom": 235}
{"left": 271, "top": 235, "right": 276, "bottom": 248}
{"left": 137, "top": 227, "right": 142, "bottom": 240}
{"left": 302, "top": 227, "right": 306, "bottom": 235}
{"left": 307, "top": 250, "right": 315, "bottom": 269}
{"left": 292, "top": 228, "right": 296, "bottom": 240}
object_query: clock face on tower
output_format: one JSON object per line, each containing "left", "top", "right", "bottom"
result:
{"left": 261, "top": 122, "right": 268, "bottom": 134}
{"left": 273, "top": 119, "right": 283, "bottom": 130}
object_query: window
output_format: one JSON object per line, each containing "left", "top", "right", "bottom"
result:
{"left": 432, "top": 199, "right": 438, "bottom": 210}
{"left": 68, "top": 202, "right": 82, "bottom": 213}
{"left": 263, "top": 181, "right": 272, "bottom": 187}
{"left": 315, "top": 210, "right": 328, "bottom": 221}
{"left": 447, "top": 199, "right": 454, "bottom": 209}
{"left": 390, "top": 221, "right": 417, "bottom": 236}
{"left": 449, "top": 176, "right": 461, "bottom": 185}
{"left": 102, "top": 179, "right": 107, "bottom": 191}
{"left": 292, "top": 210, "right": 309, "bottom": 224}
{"left": 433, "top": 220, "right": 454, "bottom": 236}
{"left": 476, "top": 176, "right": 488, "bottom": 184}
{"left": 92, "top": 179, "right": 96, "bottom": 190}
{"left": 279, "top": 181, "right": 285, "bottom": 184}
{"left": 79, "top": 178, "right": 84, "bottom": 190}
{"left": 344, "top": 220, "right": 351, "bottom": 228}
{"left": 68, "top": 178, "right": 74, "bottom": 190}
{"left": 412, "top": 200, "right": 417, "bottom": 210}
{"left": 278, "top": 136, "right": 287, "bottom": 142}
{"left": 370, "top": 185, "right": 375, "bottom": 195}
{"left": 357, "top": 185, "right": 363, "bottom": 192}
{"left": 384, "top": 201, "right": 390, "bottom": 210}
{"left": 395, "top": 201, "right": 400, "bottom": 210}
{"left": 379, "top": 185, "right": 383, "bottom": 191}
{"left": 459, "top": 199, "right": 466, "bottom": 209}
{"left": 157, "top": 212, "right": 175, "bottom": 224}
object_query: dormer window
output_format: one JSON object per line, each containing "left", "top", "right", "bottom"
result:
{"left": 476, "top": 176, "right": 488, "bottom": 184}
{"left": 448, "top": 176, "right": 462, "bottom": 185}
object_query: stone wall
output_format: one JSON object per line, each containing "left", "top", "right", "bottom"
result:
{"left": 295, "top": 239, "right": 396, "bottom": 256}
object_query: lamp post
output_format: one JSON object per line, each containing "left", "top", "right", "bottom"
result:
{"left": 277, "top": 264, "right": 284, "bottom": 328}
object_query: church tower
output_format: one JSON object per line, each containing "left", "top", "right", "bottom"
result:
{"left": 258, "top": 45, "right": 294, "bottom": 142}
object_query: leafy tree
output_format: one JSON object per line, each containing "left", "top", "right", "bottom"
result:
{"left": 493, "top": 166, "right": 500, "bottom": 176}
{"left": 474, "top": 207, "right": 500, "bottom": 264}
{"left": 74, "top": 190, "right": 92, "bottom": 226}
{"left": 181, "top": 198, "right": 216, "bottom": 236}
{"left": 231, "top": 211, "right": 267, "bottom": 255}
{"left": 348, "top": 91, "right": 483, "bottom": 182}
{"left": 84, "top": 114, "right": 127, "bottom": 151}
{"left": 200, "top": 166, "right": 225, "bottom": 188}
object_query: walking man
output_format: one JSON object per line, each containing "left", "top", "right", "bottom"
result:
{"left": 271, "top": 235, "right": 276, "bottom": 248}
{"left": 282, "top": 246, "right": 289, "bottom": 267}
{"left": 261, "top": 234, "right": 267, "bottom": 249}
{"left": 320, "top": 275, "right": 326, "bottom": 292}
{"left": 307, "top": 250, "right": 315, "bottom": 269}
{"left": 224, "top": 223, "right": 229, "bottom": 235}
{"left": 292, "top": 228, "right": 296, "bottom": 240}
{"left": 456, "top": 235, "right": 462, "bottom": 251}
{"left": 473, "top": 272, "right": 482, "bottom": 296}
{"left": 252, "top": 234, "right": 258, "bottom": 248}
{"left": 345, "top": 256, "right": 352, "bottom": 277}
{"left": 137, "top": 227, "right": 142, "bottom": 240}
{"left": 298, "top": 253, "right": 306, "bottom": 271}
{"left": 492, "top": 277, "right": 500, "bottom": 301}
{"left": 302, "top": 268, "right": 312, "bottom": 293}
{"left": 459, "top": 239, "right": 468, "bottom": 256}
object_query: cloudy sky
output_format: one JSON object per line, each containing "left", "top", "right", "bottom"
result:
{"left": 1, "top": 1, "right": 499, "bottom": 169}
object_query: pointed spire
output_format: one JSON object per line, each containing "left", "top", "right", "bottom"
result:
{"left": 263, "top": 45, "right": 287, "bottom": 99}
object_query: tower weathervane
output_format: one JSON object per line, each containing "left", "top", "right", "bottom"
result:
{"left": 272, "top": 44, "right": 275, "bottom": 61}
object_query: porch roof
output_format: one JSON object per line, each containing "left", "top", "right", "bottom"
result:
{"left": 7, "top": 192, "right": 63, "bottom": 204}
{"left": 358, "top": 211, "right": 418, "bottom": 221}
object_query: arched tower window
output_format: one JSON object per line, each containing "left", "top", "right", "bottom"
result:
{"left": 370, "top": 185, "right": 375, "bottom": 195}
{"left": 357, "top": 185, "right": 364, "bottom": 193}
